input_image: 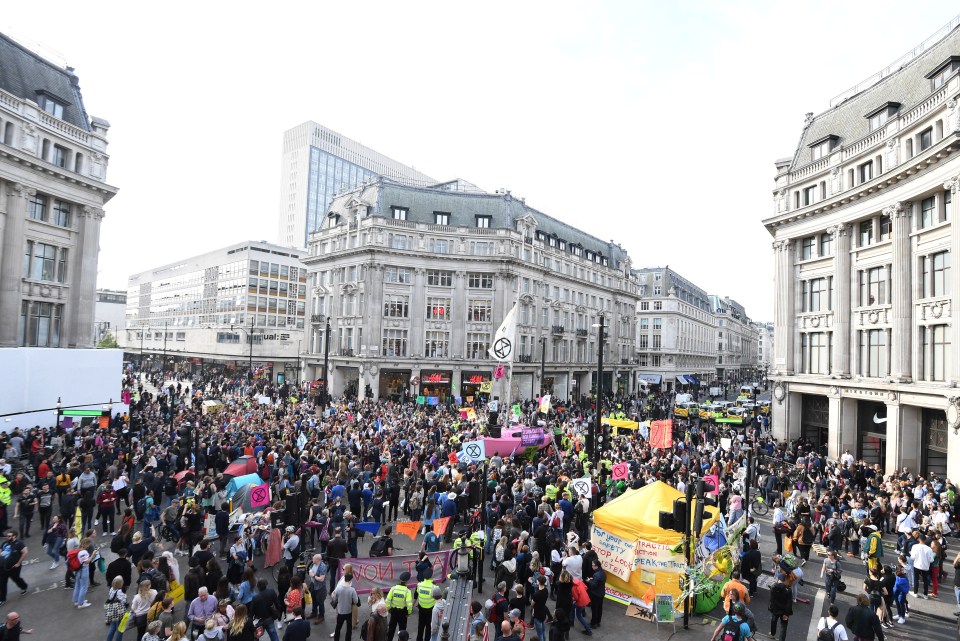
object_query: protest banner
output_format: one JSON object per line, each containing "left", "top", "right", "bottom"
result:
{"left": 395, "top": 521, "right": 421, "bottom": 541}
{"left": 632, "top": 538, "right": 687, "bottom": 574}
{"left": 649, "top": 420, "right": 673, "bottom": 449}
{"left": 432, "top": 516, "right": 451, "bottom": 536}
{"left": 521, "top": 428, "right": 544, "bottom": 446}
{"left": 249, "top": 484, "right": 271, "bottom": 508}
{"left": 591, "top": 524, "right": 636, "bottom": 581}
{"left": 336, "top": 549, "right": 455, "bottom": 595}
{"left": 612, "top": 462, "right": 629, "bottom": 480}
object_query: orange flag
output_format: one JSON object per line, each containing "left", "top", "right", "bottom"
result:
{"left": 433, "top": 516, "right": 451, "bottom": 536}
{"left": 641, "top": 583, "right": 656, "bottom": 606}
{"left": 395, "top": 520, "right": 422, "bottom": 541}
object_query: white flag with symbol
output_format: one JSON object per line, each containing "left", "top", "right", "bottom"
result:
{"left": 488, "top": 302, "right": 518, "bottom": 362}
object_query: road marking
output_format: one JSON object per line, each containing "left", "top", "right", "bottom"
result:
{"left": 806, "top": 588, "right": 826, "bottom": 641}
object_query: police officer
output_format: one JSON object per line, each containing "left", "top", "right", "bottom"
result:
{"left": 414, "top": 567, "right": 436, "bottom": 641}
{"left": 386, "top": 571, "right": 413, "bottom": 640}
{"left": 469, "top": 528, "right": 485, "bottom": 584}
{"left": 452, "top": 529, "right": 473, "bottom": 577}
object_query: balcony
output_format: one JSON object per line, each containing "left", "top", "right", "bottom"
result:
{"left": 551, "top": 325, "right": 565, "bottom": 335}
{"left": 517, "top": 355, "right": 533, "bottom": 363}
{"left": 310, "top": 314, "right": 325, "bottom": 324}
{"left": 575, "top": 329, "right": 588, "bottom": 338}
{"left": 341, "top": 349, "right": 355, "bottom": 357}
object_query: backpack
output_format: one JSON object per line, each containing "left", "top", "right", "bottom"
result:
{"left": 550, "top": 512, "right": 562, "bottom": 529}
{"left": 719, "top": 618, "right": 741, "bottom": 641}
{"left": 817, "top": 619, "right": 839, "bottom": 641}
{"left": 572, "top": 579, "right": 590, "bottom": 607}
{"left": 135, "top": 497, "right": 148, "bottom": 518}
{"left": 369, "top": 537, "right": 389, "bottom": 558}
{"left": 488, "top": 593, "right": 506, "bottom": 623}
{"left": 67, "top": 549, "right": 81, "bottom": 572}
{"left": 147, "top": 600, "right": 164, "bottom": 623}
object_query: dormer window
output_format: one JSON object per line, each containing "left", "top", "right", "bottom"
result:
{"left": 864, "top": 102, "right": 901, "bottom": 131}
{"left": 809, "top": 135, "right": 838, "bottom": 161}
{"left": 37, "top": 94, "right": 64, "bottom": 119}
{"left": 926, "top": 56, "right": 960, "bottom": 91}
{"left": 476, "top": 215, "right": 491, "bottom": 229}
{"left": 391, "top": 206, "right": 408, "bottom": 221}
{"left": 434, "top": 212, "right": 449, "bottom": 226}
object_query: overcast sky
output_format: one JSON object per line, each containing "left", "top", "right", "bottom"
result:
{"left": 4, "top": 1, "right": 958, "bottom": 320}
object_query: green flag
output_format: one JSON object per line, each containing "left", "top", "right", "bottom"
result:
{"left": 512, "top": 403, "right": 522, "bottom": 416}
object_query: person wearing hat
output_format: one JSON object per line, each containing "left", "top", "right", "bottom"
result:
{"left": 386, "top": 572, "right": 413, "bottom": 640}
{"left": 283, "top": 525, "right": 300, "bottom": 575}
{"left": 414, "top": 567, "right": 436, "bottom": 641}
{"left": 429, "top": 587, "right": 447, "bottom": 641}
{"left": 710, "top": 601, "right": 752, "bottom": 641}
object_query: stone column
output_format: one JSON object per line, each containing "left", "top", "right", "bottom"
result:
{"left": 0, "top": 183, "right": 31, "bottom": 347}
{"left": 830, "top": 225, "right": 852, "bottom": 376}
{"left": 772, "top": 239, "right": 796, "bottom": 375}
{"left": 451, "top": 271, "right": 467, "bottom": 353}
{"left": 366, "top": 264, "right": 384, "bottom": 359}
{"left": 67, "top": 206, "right": 103, "bottom": 349}
{"left": 888, "top": 201, "right": 913, "bottom": 381}
{"left": 410, "top": 268, "right": 426, "bottom": 356}
{"left": 945, "top": 176, "right": 960, "bottom": 384}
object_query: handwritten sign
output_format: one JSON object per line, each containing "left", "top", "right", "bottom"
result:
{"left": 632, "top": 539, "right": 686, "bottom": 574}
{"left": 570, "top": 477, "right": 592, "bottom": 498}
{"left": 591, "top": 525, "right": 636, "bottom": 581}
{"left": 649, "top": 420, "right": 673, "bottom": 449}
{"left": 656, "top": 594, "right": 675, "bottom": 622}
{"left": 521, "top": 428, "right": 544, "bottom": 446}
{"left": 612, "top": 462, "right": 629, "bottom": 480}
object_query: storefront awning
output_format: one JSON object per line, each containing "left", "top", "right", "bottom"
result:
{"left": 686, "top": 375, "right": 700, "bottom": 385}
{"left": 676, "top": 375, "right": 688, "bottom": 385}
{"left": 638, "top": 374, "right": 662, "bottom": 384}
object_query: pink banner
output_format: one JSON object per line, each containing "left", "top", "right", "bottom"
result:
{"left": 336, "top": 549, "right": 455, "bottom": 595}
{"left": 703, "top": 474, "right": 720, "bottom": 496}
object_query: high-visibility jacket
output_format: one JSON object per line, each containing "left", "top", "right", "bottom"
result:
{"left": 416, "top": 579, "right": 436, "bottom": 609}
{"left": 386, "top": 584, "right": 413, "bottom": 614}
{"left": 453, "top": 536, "right": 473, "bottom": 559}
{"left": 545, "top": 485, "right": 559, "bottom": 501}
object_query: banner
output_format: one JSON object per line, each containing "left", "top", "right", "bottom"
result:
{"left": 249, "top": 483, "right": 271, "bottom": 508}
{"left": 479, "top": 381, "right": 493, "bottom": 393}
{"left": 612, "top": 462, "right": 629, "bottom": 480}
{"left": 416, "top": 396, "right": 426, "bottom": 405}
{"left": 539, "top": 395, "right": 551, "bottom": 414}
{"left": 355, "top": 522, "right": 381, "bottom": 536}
{"left": 427, "top": 397, "right": 439, "bottom": 406}
{"left": 521, "top": 428, "right": 544, "bottom": 446}
{"left": 488, "top": 303, "right": 518, "bottom": 361}
{"left": 649, "top": 420, "right": 673, "bottom": 449}
{"left": 336, "top": 549, "right": 455, "bottom": 595}
{"left": 395, "top": 521, "right": 421, "bottom": 541}
{"left": 432, "top": 516, "right": 451, "bottom": 536}
{"left": 461, "top": 440, "right": 486, "bottom": 462}
{"left": 591, "top": 524, "right": 636, "bottom": 581}
{"left": 632, "top": 539, "right": 687, "bottom": 574}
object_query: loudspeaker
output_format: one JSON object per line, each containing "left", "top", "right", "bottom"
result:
{"left": 285, "top": 492, "right": 301, "bottom": 527}
{"left": 658, "top": 511, "right": 675, "bottom": 531}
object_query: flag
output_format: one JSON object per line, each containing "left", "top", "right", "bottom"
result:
{"left": 479, "top": 381, "right": 493, "bottom": 393}
{"left": 488, "top": 303, "right": 518, "bottom": 361}
{"left": 650, "top": 419, "right": 673, "bottom": 449}
{"left": 461, "top": 439, "right": 486, "bottom": 462}
{"left": 296, "top": 432, "right": 307, "bottom": 449}
{"left": 355, "top": 522, "right": 381, "bottom": 536}
{"left": 511, "top": 403, "right": 522, "bottom": 417}
{"left": 395, "top": 521, "right": 421, "bottom": 541}
{"left": 539, "top": 395, "right": 552, "bottom": 414}
{"left": 432, "top": 516, "right": 451, "bottom": 536}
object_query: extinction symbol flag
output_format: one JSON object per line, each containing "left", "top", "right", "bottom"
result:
{"left": 488, "top": 303, "right": 518, "bottom": 361}
{"left": 570, "top": 477, "right": 592, "bottom": 498}
{"left": 612, "top": 462, "right": 629, "bottom": 480}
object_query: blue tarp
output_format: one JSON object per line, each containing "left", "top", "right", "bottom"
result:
{"left": 226, "top": 473, "right": 262, "bottom": 497}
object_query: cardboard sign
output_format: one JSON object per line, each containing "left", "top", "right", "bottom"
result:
{"left": 656, "top": 594, "right": 675, "bottom": 622}
{"left": 649, "top": 420, "right": 673, "bottom": 449}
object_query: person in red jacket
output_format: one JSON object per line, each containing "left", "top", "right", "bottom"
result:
{"left": 97, "top": 486, "right": 117, "bottom": 536}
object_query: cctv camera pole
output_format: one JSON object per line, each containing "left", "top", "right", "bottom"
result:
{"left": 682, "top": 479, "right": 694, "bottom": 630}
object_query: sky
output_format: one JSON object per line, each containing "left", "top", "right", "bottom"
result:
{"left": 3, "top": 0, "right": 959, "bottom": 321}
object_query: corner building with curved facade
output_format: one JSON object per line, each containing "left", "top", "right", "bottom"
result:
{"left": 764, "top": 18, "right": 960, "bottom": 480}
{"left": 302, "top": 179, "right": 640, "bottom": 403}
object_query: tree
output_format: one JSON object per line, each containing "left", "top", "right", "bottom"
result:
{"left": 97, "top": 333, "right": 118, "bottom": 349}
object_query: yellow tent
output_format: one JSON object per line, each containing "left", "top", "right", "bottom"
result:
{"left": 591, "top": 481, "right": 719, "bottom": 604}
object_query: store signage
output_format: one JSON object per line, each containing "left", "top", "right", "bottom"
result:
{"left": 422, "top": 372, "right": 451, "bottom": 384}
{"left": 259, "top": 333, "right": 292, "bottom": 342}
{"left": 464, "top": 374, "right": 490, "bottom": 384}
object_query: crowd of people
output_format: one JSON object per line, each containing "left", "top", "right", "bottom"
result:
{"left": 0, "top": 368, "right": 956, "bottom": 641}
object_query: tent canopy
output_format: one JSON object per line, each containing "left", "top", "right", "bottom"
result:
{"left": 226, "top": 473, "right": 262, "bottom": 497}
{"left": 594, "top": 480, "right": 720, "bottom": 545}
{"left": 230, "top": 483, "right": 269, "bottom": 513}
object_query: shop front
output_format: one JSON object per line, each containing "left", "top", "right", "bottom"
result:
{"left": 921, "top": 408, "right": 948, "bottom": 476}
{"left": 638, "top": 374, "right": 662, "bottom": 392}
{"left": 461, "top": 371, "right": 492, "bottom": 402}
{"left": 544, "top": 372, "right": 570, "bottom": 400}
{"left": 379, "top": 369, "right": 411, "bottom": 402}
{"left": 419, "top": 370, "right": 453, "bottom": 403}
{"left": 800, "top": 394, "right": 829, "bottom": 450}
{"left": 857, "top": 400, "right": 887, "bottom": 467}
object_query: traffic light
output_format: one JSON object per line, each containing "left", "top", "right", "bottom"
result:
{"left": 178, "top": 425, "right": 191, "bottom": 460}
{"left": 693, "top": 477, "right": 717, "bottom": 534}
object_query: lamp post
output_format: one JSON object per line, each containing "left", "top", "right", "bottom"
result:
{"left": 162, "top": 320, "right": 169, "bottom": 376}
{"left": 591, "top": 313, "right": 605, "bottom": 469}
{"left": 322, "top": 317, "right": 331, "bottom": 408}
{"left": 539, "top": 336, "right": 546, "bottom": 397}
{"left": 296, "top": 339, "right": 302, "bottom": 387}
{"left": 55, "top": 397, "right": 62, "bottom": 430}
{"left": 139, "top": 327, "right": 145, "bottom": 372}
{"left": 247, "top": 316, "right": 255, "bottom": 380}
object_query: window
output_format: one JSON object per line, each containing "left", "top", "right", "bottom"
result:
{"left": 811, "top": 140, "right": 831, "bottom": 161}
{"left": 468, "top": 273, "right": 493, "bottom": 289}
{"left": 28, "top": 193, "right": 47, "bottom": 222}
{"left": 801, "top": 236, "right": 815, "bottom": 260}
{"left": 427, "top": 270, "right": 452, "bottom": 287}
{"left": 859, "top": 329, "right": 888, "bottom": 377}
{"left": 801, "top": 331, "right": 830, "bottom": 374}
{"left": 18, "top": 301, "right": 62, "bottom": 347}
{"left": 476, "top": 216, "right": 491, "bottom": 229}
{"left": 469, "top": 242, "right": 493, "bottom": 256}
{"left": 384, "top": 267, "right": 412, "bottom": 284}
{"left": 426, "top": 297, "right": 451, "bottom": 320}
{"left": 425, "top": 331, "right": 450, "bottom": 358}
{"left": 391, "top": 207, "right": 408, "bottom": 221}
{"left": 653, "top": 318, "right": 662, "bottom": 330}
{"left": 653, "top": 286, "right": 661, "bottom": 296}
{"left": 651, "top": 355, "right": 661, "bottom": 367}
{"left": 383, "top": 294, "right": 409, "bottom": 318}
{"left": 920, "top": 196, "right": 936, "bottom": 229}
{"left": 803, "top": 277, "right": 828, "bottom": 312}
{"left": 920, "top": 128, "right": 933, "bottom": 152}
{"left": 921, "top": 324, "right": 951, "bottom": 382}
{"left": 859, "top": 220, "right": 873, "bottom": 247}
{"left": 23, "top": 241, "right": 66, "bottom": 283}
{"left": 922, "top": 251, "right": 951, "bottom": 298}
{"left": 382, "top": 329, "right": 408, "bottom": 357}
{"left": 652, "top": 335, "right": 661, "bottom": 349}
{"left": 389, "top": 234, "right": 412, "bottom": 250}
{"left": 858, "top": 161, "right": 873, "bottom": 184}
{"left": 858, "top": 266, "right": 887, "bottom": 306}
{"left": 878, "top": 214, "right": 892, "bottom": 241}
{"left": 466, "top": 332, "right": 489, "bottom": 359}
{"left": 944, "top": 190, "right": 952, "bottom": 222}
{"left": 639, "top": 302, "right": 649, "bottom": 311}
{"left": 175, "top": 332, "right": 186, "bottom": 341}
{"left": 803, "top": 185, "right": 818, "bottom": 207}
{"left": 39, "top": 96, "right": 64, "bottom": 118}
{"left": 869, "top": 110, "right": 889, "bottom": 131}
{"left": 638, "top": 355, "right": 648, "bottom": 367}
{"left": 819, "top": 232, "right": 832, "bottom": 257}
{"left": 640, "top": 319, "right": 649, "bottom": 330}
{"left": 52, "top": 144, "right": 68, "bottom": 168}
{"left": 431, "top": 239, "right": 450, "bottom": 254}
{"left": 467, "top": 299, "right": 492, "bottom": 322}
{"left": 434, "top": 212, "right": 449, "bottom": 226}
{"left": 216, "top": 332, "right": 241, "bottom": 344}
{"left": 653, "top": 301, "right": 662, "bottom": 310}
{"left": 638, "top": 335, "right": 649, "bottom": 349}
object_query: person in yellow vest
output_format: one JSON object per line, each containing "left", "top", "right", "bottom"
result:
{"left": 453, "top": 528, "right": 476, "bottom": 579}
{"left": 545, "top": 483, "right": 559, "bottom": 502}
{"left": 414, "top": 567, "right": 436, "bottom": 641}
{"left": 469, "top": 528, "right": 485, "bottom": 584}
{"left": 0, "top": 478, "right": 10, "bottom": 532}
{"left": 386, "top": 571, "right": 413, "bottom": 641}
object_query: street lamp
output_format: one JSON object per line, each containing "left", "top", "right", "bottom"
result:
{"left": 55, "top": 397, "right": 62, "bottom": 430}
{"left": 322, "top": 317, "right": 331, "bottom": 408}
{"left": 539, "top": 336, "right": 546, "bottom": 397}
{"left": 590, "top": 313, "right": 606, "bottom": 470}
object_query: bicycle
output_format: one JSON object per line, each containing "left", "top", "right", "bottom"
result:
{"left": 272, "top": 546, "right": 316, "bottom": 583}
{"left": 750, "top": 495, "right": 769, "bottom": 516}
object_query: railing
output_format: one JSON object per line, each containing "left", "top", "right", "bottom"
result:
{"left": 790, "top": 156, "right": 830, "bottom": 181}
{"left": 575, "top": 329, "right": 589, "bottom": 337}
{"left": 37, "top": 111, "right": 90, "bottom": 145}
{"left": 842, "top": 125, "right": 888, "bottom": 160}
{"left": 901, "top": 87, "right": 947, "bottom": 126}
{"left": 341, "top": 349, "right": 355, "bottom": 357}
{"left": 385, "top": 218, "right": 416, "bottom": 229}
{"left": 517, "top": 355, "right": 533, "bottom": 363}
{"left": 551, "top": 325, "right": 565, "bottom": 334}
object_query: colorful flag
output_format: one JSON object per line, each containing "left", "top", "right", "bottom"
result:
{"left": 488, "top": 303, "right": 518, "bottom": 361}
{"left": 511, "top": 403, "right": 522, "bottom": 417}
{"left": 650, "top": 419, "right": 673, "bottom": 449}
{"left": 432, "top": 516, "right": 451, "bottom": 536}
{"left": 249, "top": 483, "right": 271, "bottom": 508}
{"left": 612, "top": 462, "right": 629, "bottom": 480}
{"left": 479, "top": 381, "right": 493, "bottom": 393}
{"left": 355, "top": 522, "right": 381, "bottom": 536}
{"left": 539, "top": 395, "right": 552, "bottom": 414}
{"left": 395, "top": 521, "right": 421, "bottom": 541}
{"left": 494, "top": 365, "right": 505, "bottom": 379}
